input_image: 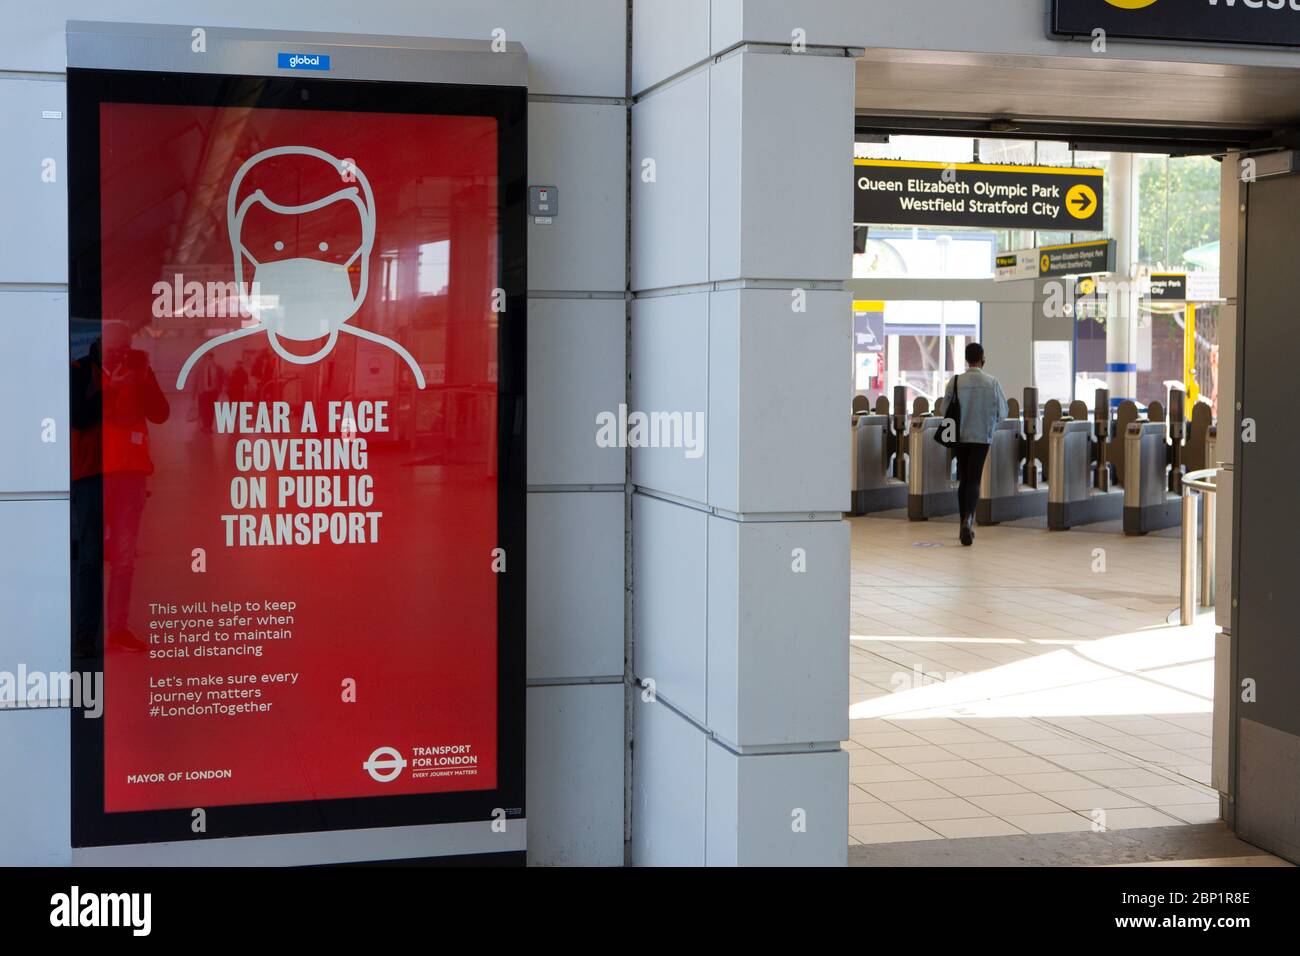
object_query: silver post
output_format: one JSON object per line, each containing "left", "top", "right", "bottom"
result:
{"left": 1200, "top": 483, "right": 1216, "bottom": 608}
{"left": 1181, "top": 489, "right": 1198, "bottom": 625}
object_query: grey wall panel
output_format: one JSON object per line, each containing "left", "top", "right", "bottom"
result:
{"left": 526, "top": 491, "right": 624, "bottom": 681}
{"left": 526, "top": 683, "right": 624, "bottom": 866}
{"left": 705, "top": 742, "right": 848, "bottom": 866}
{"left": 0, "top": 78, "right": 67, "bottom": 284}
{"left": 0, "top": 291, "right": 68, "bottom": 493}
{"left": 1237, "top": 171, "right": 1300, "bottom": 740}
{"left": 631, "top": 0, "right": 710, "bottom": 96}
{"left": 710, "top": 0, "right": 868, "bottom": 52}
{"left": 0, "top": 708, "right": 71, "bottom": 865}
{"left": 632, "top": 493, "right": 707, "bottom": 723}
{"left": 631, "top": 694, "right": 706, "bottom": 866}
{"left": 527, "top": 298, "right": 626, "bottom": 487}
{"left": 709, "top": 52, "right": 852, "bottom": 283}
{"left": 527, "top": 102, "right": 627, "bottom": 293}
{"left": 0, "top": 500, "right": 69, "bottom": 680}
{"left": 707, "top": 516, "right": 849, "bottom": 748}
{"left": 1237, "top": 718, "right": 1300, "bottom": 863}
{"left": 979, "top": 300, "right": 1033, "bottom": 400}
{"left": 629, "top": 293, "right": 709, "bottom": 504}
{"left": 630, "top": 70, "right": 710, "bottom": 292}
{"left": 0, "top": 1, "right": 627, "bottom": 96}
{"left": 708, "top": 289, "right": 850, "bottom": 514}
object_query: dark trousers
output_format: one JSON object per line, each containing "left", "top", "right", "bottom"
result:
{"left": 955, "top": 442, "right": 990, "bottom": 525}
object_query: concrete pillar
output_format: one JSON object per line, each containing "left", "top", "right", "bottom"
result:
{"left": 1105, "top": 152, "right": 1140, "bottom": 405}
{"left": 630, "top": 5, "right": 859, "bottom": 866}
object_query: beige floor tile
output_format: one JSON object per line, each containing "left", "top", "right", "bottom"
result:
{"left": 1117, "top": 784, "right": 1216, "bottom": 805}
{"left": 859, "top": 779, "right": 953, "bottom": 802}
{"left": 925, "top": 817, "right": 1027, "bottom": 839}
{"left": 1094, "top": 807, "right": 1185, "bottom": 831}
{"left": 1050, "top": 753, "right": 1143, "bottom": 772}
{"left": 1045, "top": 788, "right": 1146, "bottom": 811}
{"left": 849, "top": 821, "right": 943, "bottom": 844}
{"left": 1003, "top": 812, "right": 1096, "bottom": 834}
{"left": 847, "top": 748, "right": 892, "bottom": 766}
{"left": 1157, "top": 803, "right": 1221, "bottom": 825}
{"left": 973, "top": 755, "right": 1062, "bottom": 775}
{"left": 852, "top": 731, "right": 928, "bottom": 749}
{"left": 984, "top": 725, "right": 1069, "bottom": 742}
{"left": 891, "top": 797, "right": 987, "bottom": 821}
{"left": 939, "top": 741, "right": 1027, "bottom": 760}
{"left": 849, "top": 763, "right": 919, "bottom": 784}
{"left": 966, "top": 792, "right": 1070, "bottom": 816}
{"left": 1015, "top": 737, "right": 1103, "bottom": 756}
{"left": 872, "top": 744, "right": 956, "bottom": 763}
{"left": 1080, "top": 768, "right": 1181, "bottom": 789}
{"left": 849, "top": 802, "right": 911, "bottom": 825}
{"left": 911, "top": 728, "right": 994, "bottom": 745}
{"left": 938, "top": 776, "right": 1029, "bottom": 797}
{"left": 1003, "top": 771, "right": 1098, "bottom": 792}
{"left": 848, "top": 785, "right": 880, "bottom": 804}
{"left": 906, "top": 760, "right": 992, "bottom": 780}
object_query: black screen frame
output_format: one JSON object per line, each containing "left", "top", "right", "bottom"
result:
{"left": 67, "top": 67, "right": 526, "bottom": 851}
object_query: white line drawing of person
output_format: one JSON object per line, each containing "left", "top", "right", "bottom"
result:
{"left": 175, "top": 145, "right": 426, "bottom": 390}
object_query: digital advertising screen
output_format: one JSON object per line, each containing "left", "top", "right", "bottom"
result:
{"left": 67, "top": 69, "right": 526, "bottom": 849}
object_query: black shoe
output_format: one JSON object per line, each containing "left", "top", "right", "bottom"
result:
{"left": 960, "top": 524, "right": 973, "bottom": 546}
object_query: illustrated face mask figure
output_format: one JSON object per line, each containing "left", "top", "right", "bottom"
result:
{"left": 243, "top": 253, "right": 362, "bottom": 342}
{"left": 175, "top": 145, "right": 426, "bottom": 390}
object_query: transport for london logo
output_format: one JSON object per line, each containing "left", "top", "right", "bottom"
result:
{"left": 363, "top": 746, "right": 407, "bottom": 782}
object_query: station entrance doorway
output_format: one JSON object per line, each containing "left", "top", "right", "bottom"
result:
{"left": 842, "top": 60, "right": 1300, "bottom": 865}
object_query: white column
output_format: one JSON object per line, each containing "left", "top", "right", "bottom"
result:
{"left": 631, "top": 6, "right": 858, "bottom": 865}
{"left": 1105, "top": 152, "right": 1141, "bottom": 405}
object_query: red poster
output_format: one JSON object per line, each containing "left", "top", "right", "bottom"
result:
{"left": 81, "top": 101, "right": 502, "bottom": 812}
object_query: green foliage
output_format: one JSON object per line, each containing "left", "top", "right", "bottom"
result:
{"left": 1138, "top": 155, "right": 1220, "bottom": 269}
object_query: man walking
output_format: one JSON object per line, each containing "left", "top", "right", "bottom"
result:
{"left": 942, "top": 342, "right": 1008, "bottom": 547}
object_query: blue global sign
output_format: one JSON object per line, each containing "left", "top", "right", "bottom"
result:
{"left": 277, "top": 52, "right": 331, "bottom": 71}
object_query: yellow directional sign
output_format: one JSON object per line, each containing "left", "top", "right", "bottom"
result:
{"left": 1065, "top": 183, "right": 1098, "bottom": 220}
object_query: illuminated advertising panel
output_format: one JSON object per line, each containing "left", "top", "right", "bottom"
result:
{"left": 68, "top": 67, "right": 525, "bottom": 849}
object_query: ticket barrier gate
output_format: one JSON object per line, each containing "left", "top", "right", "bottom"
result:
{"left": 1122, "top": 391, "right": 1215, "bottom": 535}
{"left": 850, "top": 386, "right": 910, "bottom": 515}
{"left": 976, "top": 387, "right": 1048, "bottom": 524}
{"left": 907, "top": 410, "right": 958, "bottom": 520}
{"left": 852, "top": 413, "right": 909, "bottom": 513}
{"left": 1047, "top": 389, "right": 1124, "bottom": 529}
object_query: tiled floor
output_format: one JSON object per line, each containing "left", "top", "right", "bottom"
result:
{"left": 846, "top": 512, "right": 1219, "bottom": 847}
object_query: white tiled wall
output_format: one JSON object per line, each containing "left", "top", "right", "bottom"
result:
{"left": 0, "top": 0, "right": 629, "bottom": 867}
{"left": 0, "top": 79, "right": 67, "bottom": 284}
{"left": 0, "top": 291, "right": 69, "bottom": 493}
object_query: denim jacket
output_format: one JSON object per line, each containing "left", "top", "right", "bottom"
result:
{"left": 942, "top": 368, "right": 1008, "bottom": 445}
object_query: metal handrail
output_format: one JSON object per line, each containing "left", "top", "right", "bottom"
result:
{"left": 1180, "top": 467, "right": 1220, "bottom": 625}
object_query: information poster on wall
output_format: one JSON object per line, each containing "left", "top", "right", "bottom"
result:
{"left": 68, "top": 69, "right": 526, "bottom": 848}
{"left": 1033, "top": 340, "right": 1074, "bottom": 406}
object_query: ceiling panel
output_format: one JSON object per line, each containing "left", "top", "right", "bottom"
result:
{"left": 856, "top": 50, "right": 1300, "bottom": 130}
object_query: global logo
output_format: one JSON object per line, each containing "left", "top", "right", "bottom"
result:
{"left": 363, "top": 746, "right": 407, "bottom": 782}
{"left": 277, "top": 52, "right": 331, "bottom": 71}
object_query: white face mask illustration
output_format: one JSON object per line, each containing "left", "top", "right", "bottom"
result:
{"left": 175, "top": 145, "right": 426, "bottom": 390}
{"left": 247, "top": 255, "right": 358, "bottom": 341}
